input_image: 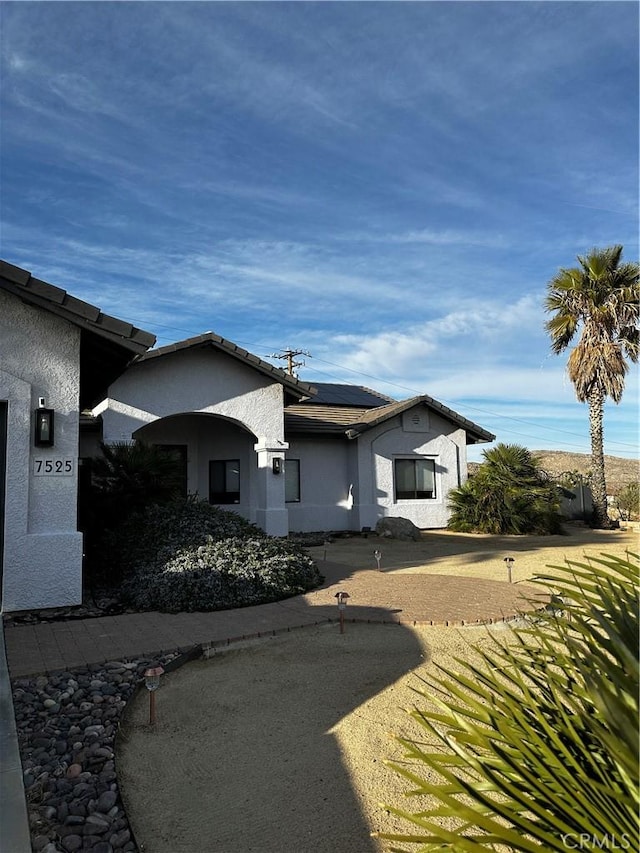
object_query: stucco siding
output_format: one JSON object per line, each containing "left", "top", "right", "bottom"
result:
{"left": 99, "top": 348, "right": 285, "bottom": 444}
{"left": 285, "top": 412, "right": 469, "bottom": 533}
{"left": 1, "top": 291, "right": 83, "bottom": 610}
{"left": 285, "top": 438, "right": 354, "bottom": 531}
{"left": 136, "top": 414, "right": 258, "bottom": 523}
{"left": 355, "top": 411, "right": 467, "bottom": 530}
{"left": 98, "top": 347, "right": 291, "bottom": 536}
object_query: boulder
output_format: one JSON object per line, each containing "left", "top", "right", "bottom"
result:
{"left": 375, "top": 517, "right": 422, "bottom": 541}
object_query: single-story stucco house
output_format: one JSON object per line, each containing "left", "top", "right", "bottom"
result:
{"left": 2, "top": 259, "right": 495, "bottom": 612}
{"left": 88, "top": 331, "right": 495, "bottom": 536}
{"left": 1, "top": 260, "right": 156, "bottom": 612}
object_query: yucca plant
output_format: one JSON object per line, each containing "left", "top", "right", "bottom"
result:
{"left": 378, "top": 552, "right": 639, "bottom": 851}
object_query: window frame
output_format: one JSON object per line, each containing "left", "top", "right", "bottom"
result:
{"left": 285, "top": 458, "right": 301, "bottom": 503}
{"left": 394, "top": 457, "right": 437, "bottom": 501}
{"left": 209, "top": 458, "right": 241, "bottom": 505}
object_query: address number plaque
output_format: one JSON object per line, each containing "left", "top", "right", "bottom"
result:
{"left": 33, "top": 458, "right": 75, "bottom": 476}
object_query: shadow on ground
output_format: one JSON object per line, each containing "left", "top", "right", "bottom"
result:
{"left": 308, "top": 525, "right": 637, "bottom": 576}
{"left": 117, "top": 615, "right": 425, "bottom": 853}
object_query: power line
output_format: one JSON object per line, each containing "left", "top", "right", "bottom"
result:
{"left": 284, "top": 355, "right": 639, "bottom": 452}
{"left": 130, "top": 319, "right": 638, "bottom": 452}
{"left": 295, "top": 362, "right": 634, "bottom": 454}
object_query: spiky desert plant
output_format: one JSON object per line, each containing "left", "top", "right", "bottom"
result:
{"left": 447, "top": 444, "right": 563, "bottom": 534}
{"left": 90, "top": 440, "right": 185, "bottom": 528}
{"left": 378, "top": 552, "right": 639, "bottom": 851}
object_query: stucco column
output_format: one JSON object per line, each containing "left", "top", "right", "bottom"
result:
{"left": 253, "top": 439, "right": 289, "bottom": 536}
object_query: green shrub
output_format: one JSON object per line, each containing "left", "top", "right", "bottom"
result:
{"left": 100, "top": 498, "right": 322, "bottom": 612}
{"left": 99, "top": 498, "right": 260, "bottom": 581}
{"left": 448, "top": 443, "right": 564, "bottom": 534}
{"left": 616, "top": 481, "right": 640, "bottom": 521}
{"left": 122, "top": 535, "right": 321, "bottom": 613}
{"left": 88, "top": 441, "right": 186, "bottom": 530}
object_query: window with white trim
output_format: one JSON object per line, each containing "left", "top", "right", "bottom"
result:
{"left": 394, "top": 458, "right": 436, "bottom": 500}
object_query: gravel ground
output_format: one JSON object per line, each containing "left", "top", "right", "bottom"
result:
{"left": 11, "top": 651, "right": 191, "bottom": 853}
{"left": 117, "top": 622, "right": 513, "bottom": 853}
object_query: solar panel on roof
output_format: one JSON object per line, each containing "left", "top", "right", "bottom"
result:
{"left": 306, "top": 383, "right": 394, "bottom": 407}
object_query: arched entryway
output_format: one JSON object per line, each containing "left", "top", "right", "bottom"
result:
{"left": 134, "top": 412, "right": 260, "bottom": 525}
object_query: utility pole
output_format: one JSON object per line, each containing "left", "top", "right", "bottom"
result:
{"left": 270, "top": 348, "right": 311, "bottom": 376}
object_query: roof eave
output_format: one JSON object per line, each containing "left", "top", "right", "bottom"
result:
{"left": 346, "top": 395, "right": 495, "bottom": 443}
{"left": 0, "top": 261, "right": 155, "bottom": 354}
{"left": 139, "top": 332, "right": 316, "bottom": 399}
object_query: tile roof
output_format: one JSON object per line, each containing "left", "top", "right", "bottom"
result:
{"left": 285, "top": 393, "right": 495, "bottom": 444}
{"left": 0, "top": 260, "right": 156, "bottom": 352}
{"left": 285, "top": 404, "right": 375, "bottom": 433}
{"left": 349, "top": 395, "right": 495, "bottom": 443}
{"left": 139, "top": 332, "right": 316, "bottom": 398}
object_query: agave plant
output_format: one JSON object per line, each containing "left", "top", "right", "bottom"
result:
{"left": 378, "top": 552, "right": 639, "bottom": 851}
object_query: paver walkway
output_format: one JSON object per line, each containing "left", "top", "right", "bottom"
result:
{"left": 3, "top": 560, "right": 547, "bottom": 678}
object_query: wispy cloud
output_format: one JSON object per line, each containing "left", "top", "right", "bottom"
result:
{"left": 323, "top": 295, "right": 542, "bottom": 376}
{"left": 1, "top": 1, "right": 637, "bottom": 458}
{"left": 378, "top": 229, "right": 508, "bottom": 249}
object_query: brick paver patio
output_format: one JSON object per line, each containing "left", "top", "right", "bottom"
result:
{"left": 3, "top": 560, "right": 547, "bottom": 677}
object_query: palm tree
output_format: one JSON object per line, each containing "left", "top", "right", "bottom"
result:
{"left": 545, "top": 246, "right": 639, "bottom": 528}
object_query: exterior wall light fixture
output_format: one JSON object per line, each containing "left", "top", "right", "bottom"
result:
{"left": 272, "top": 457, "right": 282, "bottom": 475}
{"left": 35, "top": 397, "right": 54, "bottom": 447}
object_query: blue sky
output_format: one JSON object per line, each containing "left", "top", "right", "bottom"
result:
{"left": 1, "top": 1, "right": 638, "bottom": 462}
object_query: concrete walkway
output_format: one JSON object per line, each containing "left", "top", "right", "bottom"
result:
{"left": 3, "top": 560, "right": 545, "bottom": 678}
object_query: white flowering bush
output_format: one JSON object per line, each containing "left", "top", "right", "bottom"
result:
{"left": 101, "top": 498, "right": 260, "bottom": 580}
{"left": 110, "top": 500, "right": 321, "bottom": 612}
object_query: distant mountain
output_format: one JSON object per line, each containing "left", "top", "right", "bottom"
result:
{"left": 468, "top": 450, "right": 638, "bottom": 496}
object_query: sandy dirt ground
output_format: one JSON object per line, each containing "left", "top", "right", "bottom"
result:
{"left": 116, "top": 527, "right": 638, "bottom": 853}
{"left": 118, "top": 623, "right": 500, "bottom": 853}
{"left": 308, "top": 524, "right": 638, "bottom": 584}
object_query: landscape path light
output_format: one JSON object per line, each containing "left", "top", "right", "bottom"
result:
{"left": 335, "top": 591, "right": 350, "bottom": 634}
{"left": 323, "top": 538, "right": 332, "bottom": 562}
{"left": 144, "top": 666, "right": 164, "bottom": 725}
{"left": 503, "top": 556, "right": 515, "bottom": 584}
{"left": 374, "top": 549, "right": 382, "bottom": 570}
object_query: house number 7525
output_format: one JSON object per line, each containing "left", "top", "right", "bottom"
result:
{"left": 33, "top": 458, "right": 74, "bottom": 476}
